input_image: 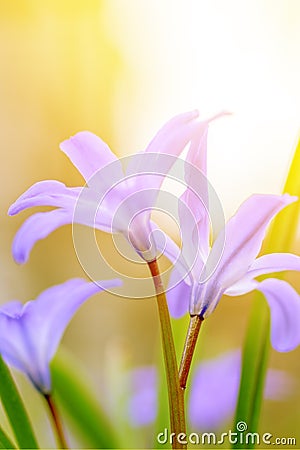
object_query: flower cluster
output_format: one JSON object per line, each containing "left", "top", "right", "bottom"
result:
{"left": 2, "top": 109, "right": 300, "bottom": 448}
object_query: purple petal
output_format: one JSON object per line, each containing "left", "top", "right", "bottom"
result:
{"left": 0, "top": 303, "right": 32, "bottom": 375}
{"left": 224, "top": 279, "right": 259, "bottom": 296}
{"left": 31, "top": 278, "right": 122, "bottom": 364}
{"left": 257, "top": 278, "right": 300, "bottom": 352}
{"left": 8, "top": 181, "right": 80, "bottom": 216}
{"left": 245, "top": 252, "right": 300, "bottom": 279}
{"left": 155, "top": 221, "right": 195, "bottom": 318}
{"left": 207, "top": 194, "right": 297, "bottom": 291}
{"left": 185, "top": 110, "right": 230, "bottom": 174}
{"left": 180, "top": 112, "right": 230, "bottom": 264}
{"left": 12, "top": 209, "right": 72, "bottom": 264}
{"left": 167, "top": 269, "right": 191, "bottom": 318}
{"left": 179, "top": 189, "right": 209, "bottom": 270}
{"left": 0, "top": 278, "right": 121, "bottom": 392}
{"left": 125, "top": 111, "right": 202, "bottom": 193}
{"left": 60, "top": 131, "right": 123, "bottom": 184}
{"left": 181, "top": 129, "right": 210, "bottom": 262}
{"left": 189, "top": 351, "right": 241, "bottom": 431}
{"left": 144, "top": 110, "right": 199, "bottom": 155}
{"left": 12, "top": 188, "right": 116, "bottom": 264}
{"left": 0, "top": 301, "right": 24, "bottom": 315}
{"left": 151, "top": 221, "right": 192, "bottom": 283}
{"left": 73, "top": 187, "right": 115, "bottom": 232}
{"left": 225, "top": 253, "right": 300, "bottom": 296}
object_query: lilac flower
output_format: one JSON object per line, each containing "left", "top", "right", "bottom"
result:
{"left": 189, "top": 350, "right": 295, "bottom": 431}
{"left": 167, "top": 133, "right": 300, "bottom": 352}
{"left": 0, "top": 278, "right": 121, "bottom": 393}
{"left": 126, "top": 353, "right": 293, "bottom": 430}
{"left": 128, "top": 366, "right": 157, "bottom": 427}
{"left": 8, "top": 111, "right": 218, "bottom": 264}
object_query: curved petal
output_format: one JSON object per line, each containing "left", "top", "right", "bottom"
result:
{"left": 8, "top": 180, "right": 80, "bottom": 216}
{"left": 183, "top": 124, "right": 209, "bottom": 261}
{"left": 125, "top": 111, "right": 201, "bottom": 193}
{"left": 73, "top": 187, "right": 115, "bottom": 233}
{"left": 181, "top": 112, "right": 230, "bottom": 264}
{"left": 60, "top": 131, "right": 124, "bottom": 184}
{"left": 144, "top": 110, "right": 199, "bottom": 155}
{"left": 224, "top": 279, "right": 258, "bottom": 296}
{"left": 206, "top": 194, "right": 297, "bottom": 291}
{"left": 0, "top": 306, "right": 33, "bottom": 375}
{"left": 12, "top": 190, "right": 116, "bottom": 264}
{"left": 0, "top": 278, "right": 122, "bottom": 393}
{"left": 150, "top": 221, "right": 192, "bottom": 282}
{"left": 179, "top": 189, "right": 208, "bottom": 270}
{"left": 257, "top": 278, "right": 300, "bottom": 352}
{"left": 167, "top": 270, "right": 191, "bottom": 318}
{"left": 30, "top": 278, "right": 122, "bottom": 367}
{"left": 226, "top": 253, "right": 300, "bottom": 296}
{"left": 188, "top": 351, "right": 241, "bottom": 431}
{"left": 244, "top": 253, "right": 300, "bottom": 279}
{"left": 12, "top": 209, "right": 72, "bottom": 264}
{"left": 185, "top": 111, "right": 230, "bottom": 175}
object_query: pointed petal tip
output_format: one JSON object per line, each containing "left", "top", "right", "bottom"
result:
{"left": 282, "top": 193, "right": 298, "bottom": 204}
{"left": 95, "top": 278, "right": 123, "bottom": 290}
{"left": 183, "top": 109, "right": 199, "bottom": 119}
{"left": 170, "top": 109, "right": 200, "bottom": 124}
{"left": 207, "top": 110, "right": 233, "bottom": 124}
{"left": 59, "top": 131, "right": 94, "bottom": 149}
{"left": 12, "top": 241, "right": 28, "bottom": 264}
{"left": 7, "top": 203, "right": 16, "bottom": 216}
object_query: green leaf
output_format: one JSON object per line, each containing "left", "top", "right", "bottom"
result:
{"left": 0, "top": 426, "right": 15, "bottom": 449}
{"left": 233, "top": 136, "right": 300, "bottom": 448}
{"left": 51, "top": 349, "right": 120, "bottom": 449}
{"left": 0, "top": 356, "right": 38, "bottom": 449}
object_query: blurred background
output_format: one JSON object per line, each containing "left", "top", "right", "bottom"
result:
{"left": 1, "top": 0, "right": 300, "bottom": 447}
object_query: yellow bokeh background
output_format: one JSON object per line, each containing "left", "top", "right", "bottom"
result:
{"left": 0, "top": 0, "right": 300, "bottom": 447}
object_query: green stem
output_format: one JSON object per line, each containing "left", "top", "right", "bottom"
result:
{"left": 44, "top": 394, "right": 68, "bottom": 449}
{"left": 148, "top": 259, "right": 186, "bottom": 450}
{"left": 179, "top": 315, "right": 203, "bottom": 390}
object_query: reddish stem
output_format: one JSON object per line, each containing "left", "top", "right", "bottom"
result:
{"left": 44, "top": 393, "right": 68, "bottom": 449}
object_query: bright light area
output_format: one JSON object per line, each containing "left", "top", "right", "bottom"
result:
{"left": 105, "top": 0, "right": 300, "bottom": 217}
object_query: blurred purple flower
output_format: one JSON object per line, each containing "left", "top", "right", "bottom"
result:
{"left": 189, "top": 351, "right": 240, "bottom": 431}
{"left": 167, "top": 129, "right": 300, "bottom": 352}
{"left": 127, "top": 352, "right": 294, "bottom": 430}
{"left": 128, "top": 366, "right": 157, "bottom": 427}
{"left": 0, "top": 278, "right": 121, "bottom": 393}
{"left": 189, "top": 350, "right": 295, "bottom": 431}
{"left": 8, "top": 111, "right": 218, "bottom": 263}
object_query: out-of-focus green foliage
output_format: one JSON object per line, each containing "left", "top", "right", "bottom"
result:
{"left": 0, "top": 356, "right": 38, "bottom": 449}
{"left": 51, "top": 349, "right": 120, "bottom": 449}
{"left": 0, "top": 426, "right": 15, "bottom": 449}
